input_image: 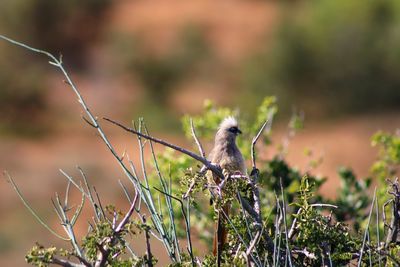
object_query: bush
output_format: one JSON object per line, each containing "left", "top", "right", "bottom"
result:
{"left": 3, "top": 36, "right": 400, "bottom": 267}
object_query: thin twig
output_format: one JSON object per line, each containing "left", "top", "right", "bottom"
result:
{"left": 280, "top": 179, "right": 293, "bottom": 267}
{"left": 190, "top": 118, "right": 206, "bottom": 158}
{"left": 153, "top": 187, "right": 195, "bottom": 266}
{"left": 219, "top": 207, "right": 262, "bottom": 267}
{"left": 51, "top": 257, "right": 88, "bottom": 267}
{"left": 0, "top": 38, "right": 177, "bottom": 257}
{"left": 4, "top": 172, "right": 69, "bottom": 240}
{"left": 103, "top": 117, "right": 224, "bottom": 179}
{"left": 246, "top": 228, "right": 263, "bottom": 257}
{"left": 115, "top": 191, "right": 139, "bottom": 233}
{"left": 358, "top": 188, "right": 377, "bottom": 267}
{"left": 251, "top": 120, "right": 268, "bottom": 169}
{"left": 183, "top": 119, "right": 207, "bottom": 199}
{"left": 144, "top": 124, "right": 181, "bottom": 260}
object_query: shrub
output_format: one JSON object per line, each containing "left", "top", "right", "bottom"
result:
{"left": 3, "top": 35, "right": 400, "bottom": 267}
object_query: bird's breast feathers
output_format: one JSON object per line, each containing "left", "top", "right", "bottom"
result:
{"left": 218, "top": 152, "right": 246, "bottom": 174}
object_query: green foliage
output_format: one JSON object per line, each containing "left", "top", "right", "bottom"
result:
{"left": 7, "top": 32, "right": 400, "bottom": 267}
{"left": 291, "top": 177, "right": 359, "bottom": 266}
{"left": 332, "top": 167, "right": 371, "bottom": 232}
{"left": 26, "top": 245, "right": 61, "bottom": 267}
{"left": 80, "top": 208, "right": 147, "bottom": 266}
{"left": 371, "top": 130, "right": 400, "bottom": 181}
{"left": 18, "top": 96, "right": 400, "bottom": 266}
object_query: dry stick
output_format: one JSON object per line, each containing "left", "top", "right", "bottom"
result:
{"left": 385, "top": 178, "right": 400, "bottom": 247}
{"left": 251, "top": 120, "right": 269, "bottom": 169}
{"left": 0, "top": 36, "right": 180, "bottom": 258}
{"left": 375, "top": 195, "right": 381, "bottom": 267}
{"left": 115, "top": 191, "right": 139, "bottom": 233}
{"left": 134, "top": 121, "right": 176, "bottom": 260}
{"left": 51, "top": 257, "right": 87, "bottom": 267}
{"left": 94, "top": 192, "right": 139, "bottom": 267}
{"left": 250, "top": 119, "right": 269, "bottom": 221}
{"left": 382, "top": 199, "right": 393, "bottom": 231}
{"left": 248, "top": 119, "right": 276, "bottom": 256}
{"left": 273, "top": 194, "right": 283, "bottom": 267}
{"left": 280, "top": 179, "right": 293, "bottom": 267}
{"left": 183, "top": 119, "right": 207, "bottom": 199}
{"left": 4, "top": 172, "right": 69, "bottom": 241}
{"left": 219, "top": 207, "right": 262, "bottom": 267}
{"left": 190, "top": 118, "right": 206, "bottom": 158}
{"left": 104, "top": 117, "right": 276, "bottom": 255}
{"left": 246, "top": 228, "right": 263, "bottom": 257}
{"left": 141, "top": 215, "right": 154, "bottom": 267}
{"left": 53, "top": 193, "right": 84, "bottom": 258}
{"left": 113, "top": 121, "right": 260, "bottom": 211}
{"left": 153, "top": 187, "right": 195, "bottom": 266}
{"left": 78, "top": 167, "right": 102, "bottom": 222}
{"left": 144, "top": 124, "right": 181, "bottom": 260}
{"left": 103, "top": 117, "right": 224, "bottom": 179}
{"left": 358, "top": 188, "right": 377, "bottom": 267}
{"left": 0, "top": 35, "right": 272, "bottom": 264}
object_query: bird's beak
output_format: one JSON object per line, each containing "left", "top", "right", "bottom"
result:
{"left": 237, "top": 129, "right": 242, "bottom": 135}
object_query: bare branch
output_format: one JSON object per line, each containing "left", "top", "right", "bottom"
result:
{"left": 81, "top": 114, "right": 97, "bottom": 128}
{"left": 246, "top": 228, "right": 262, "bottom": 257}
{"left": 142, "top": 215, "right": 154, "bottom": 267}
{"left": 280, "top": 179, "right": 293, "bottom": 267}
{"left": 384, "top": 178, "right": 400, "bottom": 248}
{"left": 190, "top": 118, "right": 206, "bottom": 158}
{"left": 358, "top": 188, "right": 377, "bottom": 266}
{"left": 103, "top": 117, "right": 224, "bottom": 180}
{"left": 153, "top": 187, "right": 195, "bottom": 265}
{"left": 4, "top": 172, "right": 69, "bottom": 241}
{"left": 52, "top": 257, "right": 88, "bottom": 267}
{"left": 115, "top": 190, "right": 139, "bottom": 233}
{"left": 251, "top": 120, "right": 268, "bottom": 169}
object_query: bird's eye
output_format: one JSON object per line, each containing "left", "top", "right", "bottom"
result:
{"left": 228, "top": 127, "right": 238, "bottom": 133}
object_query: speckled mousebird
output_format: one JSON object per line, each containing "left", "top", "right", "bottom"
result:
{"left": 208, "top": 117, "right": 246, "bottom": 263}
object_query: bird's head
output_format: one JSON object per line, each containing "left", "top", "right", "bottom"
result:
{"left": 216, "top": 116, "right": 242, "bottom": 143}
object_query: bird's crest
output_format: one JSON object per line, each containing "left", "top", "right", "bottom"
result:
{"left": 218, "top": 116, "right": 238, "bottom": 131}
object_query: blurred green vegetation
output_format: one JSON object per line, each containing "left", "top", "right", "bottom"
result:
{"left": 147, "top": 98, "right": 400, "bottom": 265}
{"left": 242, "top": 0, "right": 400, "bottom": 117}
{"left": 153, "top": 98, "right": 372, "bottom": 243}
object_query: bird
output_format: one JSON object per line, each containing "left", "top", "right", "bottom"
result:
{"left": 207, "top": 116, "right": 246, "bottom": 263}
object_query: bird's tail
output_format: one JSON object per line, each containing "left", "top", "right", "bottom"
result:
{"left": 213, "top": 205, "right": 230, "bottom": 266}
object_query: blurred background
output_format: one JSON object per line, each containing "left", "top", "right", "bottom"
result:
{"left": 1, "top": 0, "right": 400, "bottom": 265}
